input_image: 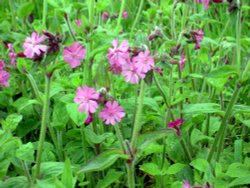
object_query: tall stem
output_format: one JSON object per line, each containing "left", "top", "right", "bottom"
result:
{"left": 129, "top": 0, "right": 144, "bottom": 40}
{"left": 131, "top": 80, "right": 145, "bottom": 151}
{"left": 42, "top": 0, "right": 47, "bottom": 28}
{"left": 126, "top": 162, "right": 135, "bottom": 188}
{"left": 236, "top": 0, "right": 241, "bottom": 67}
{"left": 114, "top": 125, "right": 126, "bottom": 153}
{"left": 35, "top": 74, "right": 51, "bottom": 179}
{"left": 207, "top": 84, "right": 241, "bottom": 162}
{"left": 116, "top": 0, "right": 126, "bottom": 34}
{"left": 171, "top": 0, "right": 178, "bottom": 40}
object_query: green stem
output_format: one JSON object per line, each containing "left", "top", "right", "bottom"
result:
{"left": 35, "top": 74, "right": 51, "bottom": 179}
{"left": 186, "top": 46, "right": 196, "bottom": 91}
{"left": 129, "top": 0, "right": 144, "bottom": 40}
{"left": 171, "top": 0, "right": 178, "bottom": 40}
{"left": 21, "top": 160, "right": 32, "bottom": 184}
{"left": 9, "top": 0, "right": 16, "bottom": 30}
{"left": 116, "top": 0, "right": 126, "bottom": 34}
{"left": 180, "top": 139, "right": 192, "bottom": 162}
{"left": 42, "top": 0, "right": 47, "bottom": 28}
{"left": 178, "top": 68, "right": 183, "bottom": 119}
{"left": 236, "top": 0, "right": 241, "bottom": 67}
{"left": 89, "top": 0, "right": 95, "bottom": 31}
{"left": 131, "top": 80, "right": 145, "bottom": 151}
{"left": 215, "top": 84, "right": 241, "bottom": 161}
{"left": 126, "top": 162, "right": 135, "bottom": 188}
{"left": 153, "top": 73, "right": 175, "bottom": 121}
{"left": 207, "top": 84, "right": 241, "bottom": 162}
{"left": 25, "top": 72, "right": 43, "bottom": 103}
{"left": 114, "top": 125, "right": 126, "bottom": 153}
{"left": 160, "top": 137, "right": 167, "bottom": 188}
{"left": 65, "top": 14, "right": 76, "bottom": 41}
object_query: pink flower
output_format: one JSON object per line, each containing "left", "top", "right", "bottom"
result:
{"left": 179, "top": 53, "right": 186, "bottom": 71}
{"left": 167, "top": 118, "right": 184, "bottom": 136}
{"left": 182, "top": 180, "right": 192, "bottom": 188}
{"left": 133, "top": 50, "right": 155, "bottom": 73}
{"left": 108, "top": 63, "right": 123, "bottom": 74}
{"left": 102, "top": 12, "right": 109, "bottom": 21}
{"left": 121, "top": 60, "right": 146, "bottom": 84}
{"left": 192, "top": 30, "right": 204, "bottom": 50}
{"left": 7, "top": 43, "right": 16, "bottom": 66}
{"left": 154, "top": 67, "right": 163, "bottom": 76}
{"left": 197, "top": 0, "right": 210, "bottom": 10}
{"left": 63, "top": 42, "right": 86, "bottom": 68}
{"left": 107, "top": 39, "right": 130, "bottom": 66}
{"left": 122, "top": 11, "right": 128, "bottom": 19}
{"left": 23, "top": 32, "right": 47, "bottom": 59}
{"left": 75, "top": 19, "right": 82, "bottom": 27}
{"left": 85, "top": 113, "right": 93, "bottom": 125}
{"left": 74, "top": 85, "right": 99, "bottom": 114}
{"left": 0, "top": 60, "right": 10, "bottom": 89}
{"left": 99, "top": 101, "right": 125, "bottom": 125}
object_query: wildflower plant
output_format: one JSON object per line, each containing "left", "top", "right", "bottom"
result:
{"left": 0, "top": 0, "right": 249, "bottom": 188}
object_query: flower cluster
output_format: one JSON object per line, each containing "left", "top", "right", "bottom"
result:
{"left": 0, "top": 60, "right": 10, "bottom": 89}
{"left": 74, "top": 85, "right": 125, "bottom": 125}
{"left": 107, "top": 39, "right": 155, "bottom": 84}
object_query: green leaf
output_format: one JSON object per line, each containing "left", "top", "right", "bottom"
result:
{"left": 190, "top": 158, "right": 209, "bottom": 172}
{"left": 33, "top": 162, "right": 65, "bottom": 179}
{"left": 16, "top": 142, "right": 34, "bottom": 162}
{"left": 2, "top": 114, "right": 23, "bottom": 132}
{"left": 13, "top": 97, "right": 40, "bottom": 112}
{"left": 191, "top": 128, "right": 213, "bottom": 146}
{"left": 232, "top": 105, "right": 250, "bottom": 114}
{"left": 78, "top": 150, "right": 128, "bottom": 173}
{"left": 62, "top": 158, "right": 76, "bottom": 188}
{"left": 166, "top": 163, "right": 186, "bottom": 175}
{"left": 0, "top": 176, "right": 29, "bottom": 188}
{"left": 139, "top": 163, "right": 162, "bottom": 176}
{"left": 52, "top": 102, "right": 69, "bottom": 129}
{"left": 96, "top": 169, "right": 124, "bottom": 188}
{"left": 234, "top": 140, "right": 243, "bottom": 163}
{"left": 229, "top": 175, "right": 250, "bottom": 187}
{"left": 17, "top": 2, "right": 34, "bottom": 18}
{"left": 183, "top": 103, "right": 223, "bottom": 114}
{"left": 66, "top": 103, "right": 87, "bottom": 125}
{"left": 84, "top": 127, "right": 113, "bottom": 145}
{"left": 226, "top": 163, "right": 250, "bottom": 178}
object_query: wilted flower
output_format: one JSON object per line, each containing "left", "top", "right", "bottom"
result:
{"left": 167, "top": 118, "right": 184, "bottom": 136}
{"left": 179, "top": 53, "right": 186, "bottom": 71}
{"left": 182, "top": 180, "right": 192, "bottom": 188}
{"left": 63, "top": 42, "right": 86, "bottom": 68}
{"left": 43, "top": 30, "right": 62, "bottom": 54}
{"left": 154, "top": 67, "right": 163, "bottom": 76}
{"left": 133, "top": 50, "right": 155, "bottom": 73}
{"left": 191, "top": 30, "right": 204, "bottom": 50}
{"left": 99, "top": 101, "right": 125, "bottom": 125}
{"left": 122, "top": 11, "right": 128, "bottom": 19}
{"left": 107, "top": 39, "right": 130, "bottom": 66}
{"left": 102, "top": 12, "right": 109, "bottom": 21}
{"left": 85, "top": 113, "right": 93, "bottom": 125}
{"left": 74, "top": 85, "right": 99, "bottom": 114}
{"left": 23, "top": 32, "right": 47, "bottom": 59}
{"left": 109, "top": 63, "right": 123, "bottom": 74}
{"left": 121, "top": 60, "right": 146, "bottom": 84}
{"left": 7, "top": 43, "right": 16, "bottom": 66}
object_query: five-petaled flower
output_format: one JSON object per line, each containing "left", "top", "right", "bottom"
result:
{"left": 133, "top": 50, "right": 155, "bottom": 73}
{"left": 167, "top": 118, "right": 185, "bottom": 136}
{"left": 63, "top": 42, "right": 86, "bottom": 68}
{"left": 74, "top": 85, "right": 99, "bottom": 114}
{"left": 99, "top": 101, "right": 125, "bottom": 125}
{"left": 23, "top": 32, "right": 47, "bottom": 59}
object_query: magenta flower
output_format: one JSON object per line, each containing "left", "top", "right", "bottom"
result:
{"left": 85, "top": 113, "right": 93, "bottom": 125}
{"left": 182, "top": 180, "right": 192, "bottom": 188}
{"left": 7, "top": 43, "right": 16, "bottom": 66}
{"left": 23, "top": 32, "right": 47, "bottom": 59}
{"left": 167, "top": 118, "right": 185, "bottom": 136}
{"left": 121, "top": 60, "right": 145, "bottom": 84}
{"left": 74, "top": 85, "right": 99, "bottom": 114}
{"left": 122, "top": 11, "right": 128, "bottom": 19}
{"left": 0, "top": 60, "right": 5, "bottom": 70}
{"left": 154, "top": 67, "right": 163, "bottom": 76}
{"left": 75, "top": 19, "right": 82, "bottom": 27}
{"left": 99, "top": 101, "right": 125, "bottom": 125}
{"left": 107, "top": 39, "right": 130, "bottom": 66}
{"left": 179, "top": 53, "right": 186, "bottom": 72}
{"left": 197, "top": 0, "right": 210, "bottom": 10}
{"left": 63, "top": 42, "right": 86, "bottom": 68}
{"left": 108, "top": 62, "right": 123, "bottom": 74}
{"left": 133, "top": 50, "right": 155, "bottom": 73}
{"left": 102, "top": 12, "right": 109, "bottom": 21}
